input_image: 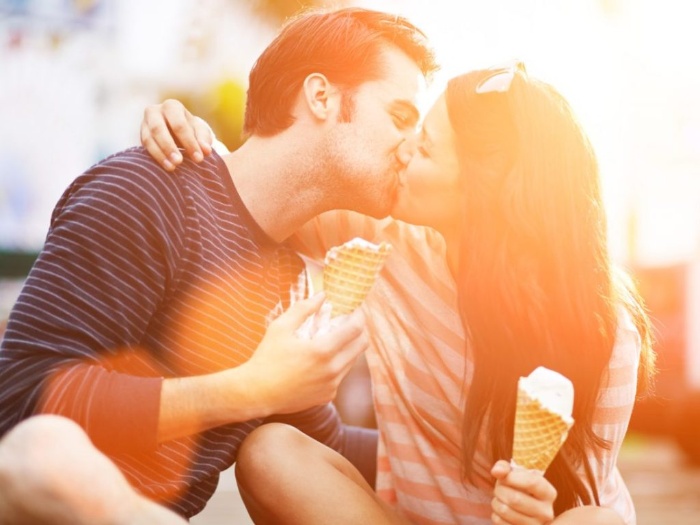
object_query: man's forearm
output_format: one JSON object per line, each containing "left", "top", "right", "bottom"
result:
{"left": 158, "top": 365, "right": 274, "bottom": 443}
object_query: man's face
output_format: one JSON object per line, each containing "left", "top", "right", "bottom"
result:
{"left": 323, "top": 46, "right": 424, "bottom": 218}
{"left": 391, "top": 93, "right": 461, "bottom": 234}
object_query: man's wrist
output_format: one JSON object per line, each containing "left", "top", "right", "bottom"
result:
{"left": 159, "top": 365, "right": 277, "bottom": 441}
{"left": 213, "top": 364, "right": 277, "bottom": 422}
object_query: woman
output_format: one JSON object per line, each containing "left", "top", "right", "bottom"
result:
{"left": 140, "top": 63, "right": 654, "bottom": 524}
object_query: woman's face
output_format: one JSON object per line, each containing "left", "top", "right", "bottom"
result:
{"left": 390, "top": 93, "right": 461, "bottom": 234}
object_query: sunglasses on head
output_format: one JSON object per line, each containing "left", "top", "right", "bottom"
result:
{"left": 475, "top": 60, "right": 527, "bottom": 94}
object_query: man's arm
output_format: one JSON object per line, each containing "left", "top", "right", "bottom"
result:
{"left": 157, "top": 293, "right": 369, "bottom": 442}
{"left": 0, "top": 154, "right": 369, "bottom": 453}
{"left": 0, "top": 161, "right": 180, "bottom": 452}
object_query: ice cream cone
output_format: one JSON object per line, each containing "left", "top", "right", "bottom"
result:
{"left": 512, "top": 388, "right": 573, "bottom": 472}
{"left": 511, "top": 367, "right": 574, "bottom": 472}
{"left": 323, "top": 238, "right": 391, "bottom": 317}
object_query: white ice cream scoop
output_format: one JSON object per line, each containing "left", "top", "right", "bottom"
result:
{"left": 518, "top": 366, "right": 574, "bottom": 424}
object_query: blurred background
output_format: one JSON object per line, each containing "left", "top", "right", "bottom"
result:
{"left": 1, "top": 0, "right": 699, "bottom": 523}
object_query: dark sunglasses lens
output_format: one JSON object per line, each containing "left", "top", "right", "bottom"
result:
{"left": 476, "top": 70, "right": 516, "bottom": 94}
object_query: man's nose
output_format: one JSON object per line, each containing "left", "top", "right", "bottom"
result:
{"left": 396, "top": 135, "right": 418, "bottom": 167}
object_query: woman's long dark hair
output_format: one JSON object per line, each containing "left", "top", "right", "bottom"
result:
{"left": 445, "top": 69, "right": 655, "bottom": 514}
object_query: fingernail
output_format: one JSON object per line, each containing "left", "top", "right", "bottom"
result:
{"left": 193, "top": 151, "right": 203, "bottom": 162}
{"left": 170, "top": 152, "right": 182, "bottom": 163}
{"left": 163, "top": 159, "right": 174, "bottom": 170}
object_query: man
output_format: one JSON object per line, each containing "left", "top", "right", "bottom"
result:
{"left": 0, "top": 7, "right": 437, "bottom": 521}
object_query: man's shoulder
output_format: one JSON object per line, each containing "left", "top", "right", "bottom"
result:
{"left": 77, "top": 147, "right": 225, "bottom": 200}
{"left": 88, "top": 146, "right": 175, "bottom": 181}
{"left": 53, "top": 148, "right": 232, "bottom": 238}
{"left": 52, "top": 148, "right": 192, "bottom": 222}
{"left": 129, "top": 146, "right": 221, "bottom": 177}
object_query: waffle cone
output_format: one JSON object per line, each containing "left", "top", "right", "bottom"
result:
{"left": 512, "top": 387, "right": 573, "bottom": 472}
{"left": 323, "top": 240, "right": 391, "bottom": 317}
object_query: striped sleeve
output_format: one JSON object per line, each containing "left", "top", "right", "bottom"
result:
{"left": 587, "top": 308, "right": 641, "bottom": 523}
{"left": 0, "top": 153, "right": 192, "bottom": 452}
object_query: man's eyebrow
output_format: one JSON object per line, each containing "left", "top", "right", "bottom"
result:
{"left": 390, "top": 100, "right": 420, "bottom": 126}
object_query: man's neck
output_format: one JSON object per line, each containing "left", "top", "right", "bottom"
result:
{"left": 221, "top": 134, "right": 327, "bottom": 243}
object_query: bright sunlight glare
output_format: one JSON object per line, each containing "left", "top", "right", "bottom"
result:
{"left": 358, "top": 0, "right": 700, "bottom": 266}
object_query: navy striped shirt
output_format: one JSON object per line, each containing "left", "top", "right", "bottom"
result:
{"left": 0, "top": 147, "right": 363, "bottom": 517}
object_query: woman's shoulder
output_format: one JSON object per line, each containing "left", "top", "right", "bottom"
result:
{"left": 610, "top": 305, "right": 642, "bottom": 370}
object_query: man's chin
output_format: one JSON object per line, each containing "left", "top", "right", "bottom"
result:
{"left": 388, "top": 195, "right": 410, "bottom": 222}
{"left": 343, "top": 197, "right": 391, "bottom": 220}
{"left": 362, "top": 190, "right": 398, "bottom": 219}
{"left": 363, "top": 207, "right": 392, "bottom": 220}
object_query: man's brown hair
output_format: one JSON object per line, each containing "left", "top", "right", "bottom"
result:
{"left": 244, "top": 7, "right": 438, "bottom": 137}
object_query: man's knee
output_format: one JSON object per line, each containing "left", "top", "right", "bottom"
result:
{"left": 5, "top": 415, "right": 88, "bottom": 447}
{"left": 2, "top": 416, "right": 84, "bottom": 468}
{"left": 2, "top": 417, "right": 77, "bottom": 493}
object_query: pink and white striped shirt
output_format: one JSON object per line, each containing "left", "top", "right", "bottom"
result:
{"left": 294, "top": 210, "right": 640, "bottom": 525}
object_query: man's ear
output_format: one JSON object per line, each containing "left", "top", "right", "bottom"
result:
{"left": 302, "top": 73, "right": 339, "bottom": 121}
